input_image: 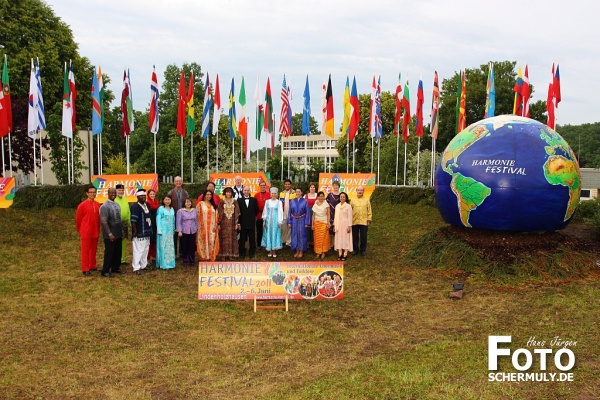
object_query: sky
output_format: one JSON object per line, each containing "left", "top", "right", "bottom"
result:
{"left": 48, "top": 0, "right": 599, "bottom": 149}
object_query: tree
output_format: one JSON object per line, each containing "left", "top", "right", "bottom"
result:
{"left": 291, "top": 112, "right": 319, "bottom": 136}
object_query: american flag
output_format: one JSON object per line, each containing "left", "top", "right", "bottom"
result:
{"left": 279, "top": 75, "right": 291, "bottom": 137}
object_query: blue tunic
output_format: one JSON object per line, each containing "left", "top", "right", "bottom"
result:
{"left": 156, "top": 206, "right": 176, "bottom": 269}
{"left": 289, "top": 197, "right": 311, "bottom": 252}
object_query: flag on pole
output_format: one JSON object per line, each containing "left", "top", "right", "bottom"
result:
{"left": 455, "top": 70, "right": 462, "bottom": 135}
{"left": 264, "top": 77, "right": 273, "bottom": 134}
{"left": 369, "top": 76, "right": 376, "bottom": 137}
{"left": 27, "top": 59, "right": 38, "bottom": 138}
{"left": 121, "top": 70, "right": 132, "bottom": 138}
{"left": 302, "top": 75, "right": 311, "bottom": 136}
{"left": 229, "top": 78, "right": 237, "bottom": 139}
{"left": 212, "top": 74, "right": 221, "bottom": 136}
{"left": 321, "top": 78, "right": 327, "bottom": 134}
{"left": 149, "top": 66, "right": 159, "bottom": 134}
{"left": 187, "top": 72, "right": 195, "bottom": 137}
{"left": 458, "top": 70, "right": 467, "bottom": 133}
{"left": 553, "top": 64, "right": 561, "bottom": 107}
{"left": 35, "top": 59, "right": 46, "bottom": 130}
{"left": 393, "top": 73, "right": 402, "bottom": 136}
{"left": 0, "top": 77, "right": 6, "bottom": 137}
{"left": 0, "top": 55, "right": 12, "bottom": 137}
{"left": 513, "top": 65, "right": 524, "bottom": 116}
{"left": 369, "top": 76, "right": 382, "bottom": 143}
{"left": 239, "top": 76, "right": 249, "bottom": 161}
{"left": 522, "top": 64, "right": 531, "bottom": 117}
{"left": 431, "top": 71, "right": 440, "bottom": 140}
{"left": 68, "top": 61, "right": 77, "bottom": 132}
{"left": 127, "top": 69, "right": 134, "bottom": 132}
{"left": 201, "top": 73, "right": 212, "bottom": 139}
{"left": 91, "top": 67, "right": 102, "bottom": 135}
{"left": 254, "top": 75, "right": 262, "bottom": 141}
{"left": 547, "top": 82, "right": 555, "bottom": 129}
{"left": 401, "top": 80, "right": 410, "bottom": 144}
{"left": 484, "top": 62, "right": 495, "bottom": 118}
{"left": 98, "top": 67, "right": 105, "bottom": 128}
{"left": 279, "top": 75, "right": 291, "bottom": 137}
{"left": 61, "top": 62, "right": 73, "bottom": 138}
{"left": 349, "top": 76, "right": 359, "bottom": 142}
{"left": 324, "top": 74, "right": 334, "bottom": 138}
{"left": 341, "top": 76, "right": 351, "bottom": 136}
{"left": 176, "top": 70, "right": 186, "bottom": 137}
{"left": 416, "top": 79, "right": 424, "bottom": 137}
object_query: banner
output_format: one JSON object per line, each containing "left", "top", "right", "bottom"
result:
{"left": 318, "top": 173, "right": 376, "bottom": 199}
{"left": 210, "top": 172, "right": 271, "bottom": 196}
{"left": 0, "top": 177, "right": 15, "bottom": 208}
{"left": 91, "top": 174, "right": 159, "bottom": 203}
{"left": 198, "top": 261, "right": 344, "bottom": 300}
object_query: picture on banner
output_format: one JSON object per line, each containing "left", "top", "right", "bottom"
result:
{"left": 198, "top": 261, "right": 344, "bottom": 300}
{"left": 91, "top": 174, "right": 159, "bottom": 203}
{"left": 318, "top": 173, "right": 376, "bottom": 199}
{"left": 210, "top": 172, "right": 271, "bottom": 196}
{"left": 0, "top": 177, "right": 16, "bottom": 208}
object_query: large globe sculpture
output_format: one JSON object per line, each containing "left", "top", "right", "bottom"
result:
{"left": 435, "top": 115, "right": 581, "bottom": 231}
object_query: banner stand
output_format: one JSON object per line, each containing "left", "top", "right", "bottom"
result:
{"left": 253, "top": 295, "right": 288, "bottom": 312}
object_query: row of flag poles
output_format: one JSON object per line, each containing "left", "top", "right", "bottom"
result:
{"left": 0, "top": 58, "right": 563, "bottom": 185}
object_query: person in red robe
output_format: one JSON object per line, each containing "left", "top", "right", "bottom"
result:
{"left": 75, "top": 186, "right": 100, "bottom": 276}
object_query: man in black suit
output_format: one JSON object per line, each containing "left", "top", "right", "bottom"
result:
{"left": 238, "top": 186, "right": 259, "bottom": 259}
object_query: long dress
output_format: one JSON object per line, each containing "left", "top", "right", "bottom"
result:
{"left": 156, "top": 206, "right": 176, "bottom": 269}
{"left": 218, "top": 198, "right": 240, "bottom": 257}
{"left": 147, "top": 197, "right": 159, "bottom": 261}
{"left": 304, "top": 193, "right": 318, "bottom": 245}
{"left": 289, "top": 197, "right": 311, "bottom": 252}
{"left": 334, "top": 202, "right": 353, "bottom": 251}
{"left": 312, "top": 200, "right": 330, "bottom": 254}
{"left": 262, "top": 199, "right": 283, "bottom": 251}
{"left": 326, "top": 192, "right": 341, "bottom": 235}
{"left": 196, "top": 201, "right": 219, "bottom": 261}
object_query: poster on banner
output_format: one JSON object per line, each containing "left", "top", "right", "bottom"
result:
{"left": 91, "top": 174, "right": 159, "bottom": 203}
{"left": 0, "top": 177, "right": 16, "bottom": 208}
{"left": 198, "top": 261, "right": 343, "bottom": 300}
{"left": 318, "top": 173, "right": 376, "bottom": 199}
{"left": 210, "top": 172, "right": 271, "bottom": 196}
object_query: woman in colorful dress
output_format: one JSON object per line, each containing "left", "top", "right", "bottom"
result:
{"left": 146, "top": 189, "right": 159, "bottom": 268}
{"left": 288, "top": 187, "right": 311, "bottom": 258}
{"left": 196, "top": 190, "right": 219, "bottom": 261}
{"left": 262, "top": 187, "right": 283, "bottom": 258}
{"left": 217, "top": 187, "right": 240, "bottom": 260}
{"left": 312, "top": 191, "right": 330, "bottom": 260}
{"left": 326, "top": 180, "right": 341, "bottom": 247}
{"left": 333, "top": 192, "right": 353, "bottom": 260}
{"left": 304, "top": 183, "right": 318, "bottom": 247}
{"left": 156, "top": 195, "right": 176, "bottom": 269}
{"left": 176, "top": 198, "right": 198, "bottom": 267}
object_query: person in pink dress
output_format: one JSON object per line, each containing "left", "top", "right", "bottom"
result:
{"left": 333, "top": 192, "right": 353, "bottom": 261}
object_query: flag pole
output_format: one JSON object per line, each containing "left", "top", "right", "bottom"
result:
{"left": 346, "top": 137, "right": 349, "bottom": 173}
{"left": 126, "top": 135, "right": 130, "bottom": 175}
{"left": 180, "top": 135, "right": 183, "bottom": 179}
{"left": 232, "top": 137, "right": 235, "bottom": 173}
{"left": 66, "top": 137, "right": 70, "bottom": 183}
{"left": 281, "top": 136, "right": 284, "bottom": 180}
{"left": 191, "top": 130, "right": 194, "bottom": 183}
{"left": 71, "top": 135, "right": 74, "bottom": 183}
{"left": 395, "top": 133, "right": 399, "bottom": 185}
{"left": 240, "top": 134, "right": 243, "bottom": 172}
{"left": 32, "top": 132, "right": 37, "bottom": 185}
{"left": 8, "top": 132, "right": 12, "bottom": 176}
{"left": 153, "top": 129, "right": 157, "bottom": 174}
{"left": 264, "top": 126, "right": 267, "bottom": 172}
{"left": 403, "top": 141, "right": 408, "bottom": 186}
{"left": 416, "top": 137, "right": 421, "bottom": 186}
{"left": 304, "top": 135, "right": 307, "bottom": 181}
{"left": 39, "top": 133, "right": 44, "bottom": 185}
{"left": 97, "top": 135, "right": 101, "bottom": 175}
{"left": 216, "top": 129, "right": 219, "bottom": 173}
{"left": 287, "top": 152, "right": 290, "bottom": 178}
{"left": 256, "top": 106, "right": 259, "bottom": 172}
{"left": 1, "top": 137, "right": 5, "bottom": 177}
{"left": 370, "top": 137, "right": 374, "bottom": 173}
{"left": 352, "top": 140, "right": 355, "bottom": 174}
{"left": 377, "top": 139, "right": 380, "bottom": 185}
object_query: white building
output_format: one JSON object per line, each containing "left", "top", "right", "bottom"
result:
{"left": 281, "top": 133, "right": 340, "bottom": 172}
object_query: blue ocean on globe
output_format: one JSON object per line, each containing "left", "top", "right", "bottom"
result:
{"left": 435, "top": 115, "right": 581, "bottom": 231}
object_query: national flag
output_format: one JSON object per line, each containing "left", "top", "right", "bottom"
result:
{"left": 61, "top": 62, "right": 73, "bottom": 138}
{"left": 0, "top": 79, "right": 6, "bottom": 138}
{"left": 302, "top": 75, "right": 311, "bottom": 136}
{"left": 27, "top": 59, "right": 38, "bottom": 138}
{"left": 91, "top": 67, "right": 102, "bottom": 135}
{"left": 239, "top": 76, "right": 249, "bottom": 161}
{"left": 368, "top": 76, "right": 375, "bottom": 137}
{"left": 484, "top": 62, "right": 495, "bottom": 118}
{"left": 121, "top": 70, "right": 132, "bottom": 138}
{"left": 264, "top": 77, "right": 274, "bottom": 134}
{"left": 401, "top": 80, "right": 410, "bottom": 143}
{"left": 553, "top": 64, "right": 561, "bottom": 107}
{"left": 0, "top": 55, "right": 12, "bottom": 136}
{"left": 229, "top": 78, "right": 237, "bottom": 139}
{"left": 212, "top": 74, "right": 221, "bottom": 136}
{"left": 126, "top": 69, "right": 134, "bottom": 132}
{"left": 201, "top": 72, "right": 212, "bottom": 139}
{"left": 324, "top": 74, "right": 334, "bottom": 138}
{"left": 98, "top": 66, "right": 105, "bottom": 128}
{"left": 186, "top": 72, "right": 195, "bottom": 137}
{"left": 349, "top": 76, "right": 359, "bottom": 142}
{"left": 513, "top": 65, "right": 524, "bottom": 116}
{"left": 35, "top": 59, "right": 46, "bottom": 130}
{"left": 279, "top": 75, "right": 291, "bottom": 137}
{"left": 393, "top": 73, "right": 402, "bottom": 136}
{"left": 321, "top": 78, "right": 327, "bottom": 134}
{"left": 257, "top": 104, "right": 265, "bottom": 141}
{"left": 458, "top": 70, "right": 467, "bottom": 132}
{"left": 176, "top": 69, "right": 186, "bottom": 137}
{"left": 455, "top": 70, "right": 462, "bottom": 135}
{"left": 547, "top": 82, "right": 555, "bottom": 129}
{"left": 430, "top": 71, "right": 440, "bottom": 140}
{"left": 254, "top": 75, "right": 262, "bottom": 140}
{"left": 68, "top": 61, "right": 77, "bottom": 132}
{"left": 522, "top": 64, "right": 531, "bottom": 117}
{"left": 149, "top": 66, "right": 159, "bottom": 134}
{"left": 372, "top": 76, "right": 382, "bottom": 143}
{"left": 416, "top": 78, "right": 424, "bottom": 137}
{"left": 341, "top": 76, "right": 351, "bottom": 136}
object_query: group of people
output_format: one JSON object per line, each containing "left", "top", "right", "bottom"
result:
{"left": 75, "top": 176, "right": 373, "bottom": 277}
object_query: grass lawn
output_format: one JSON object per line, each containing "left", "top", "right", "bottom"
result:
{"left": 0, "top": 204, "right": 598, "bottom": 399}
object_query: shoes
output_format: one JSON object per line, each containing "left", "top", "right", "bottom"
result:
{"left": 273, "top": 254, "right": 277, "bottom": 258}
{"left": 82, "top": 271, "right": 92, "bottom": 277}
{"left": 320, "top": 253, "right": 326, "bottom": 260}
{"left": 101, "top": 272, "right": 114, "bottom": 278}
{"left": 338, "top": 256, "right": 342, "bottom": 261}
{"left": 134, "top": 270, "right": 142, "bottom": 275}
{"left": 267, "top": 254, "right": 272, "bottom": 258}
{"left": 361, "top": 251, "right": 366, "bottom": 256}
{"left": 89, "top": 268, "right": 98, "bottom": 272}
{"left": 113, "top": 269, "right": 126, "bottom": 274}
{"left": 353, "top": 251, "right": 359, "bottom": 256}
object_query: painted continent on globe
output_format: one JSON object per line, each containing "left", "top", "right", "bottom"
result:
{"left": 435, "top": 115, "right": 581, "bottom": 231}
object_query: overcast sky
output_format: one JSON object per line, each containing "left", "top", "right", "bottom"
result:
{"left": 48, "top": 0, "right": 599, "bottom": 146}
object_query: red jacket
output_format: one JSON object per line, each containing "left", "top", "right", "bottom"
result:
{"left": 254, "top": 190, "right": 271, "bottom": 219}
{"left": 76, "top": 199, "right": 100, "bottom": 239}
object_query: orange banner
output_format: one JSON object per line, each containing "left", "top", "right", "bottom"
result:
{"left": 91, "top": 174, "right": 159, "bottom": 203}
{"left": 0, "top": 177, "right": 16, "bottom": 208}
{"left": 198, "top": 261, "right": 343, "bottom": 300}
{"left": 210, "top": 173, "right": 271, "bottom": 196}
{"left": 318, "top": 173, "right": 376, "bottom": 199}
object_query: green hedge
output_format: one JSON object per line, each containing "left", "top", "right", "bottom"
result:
{"left": 11, "top": 182, "right": 437, "bottom": 210}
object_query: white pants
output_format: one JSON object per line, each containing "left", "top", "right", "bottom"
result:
{"left": 132, "top": 237, "right": 150, "bottom": 271}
